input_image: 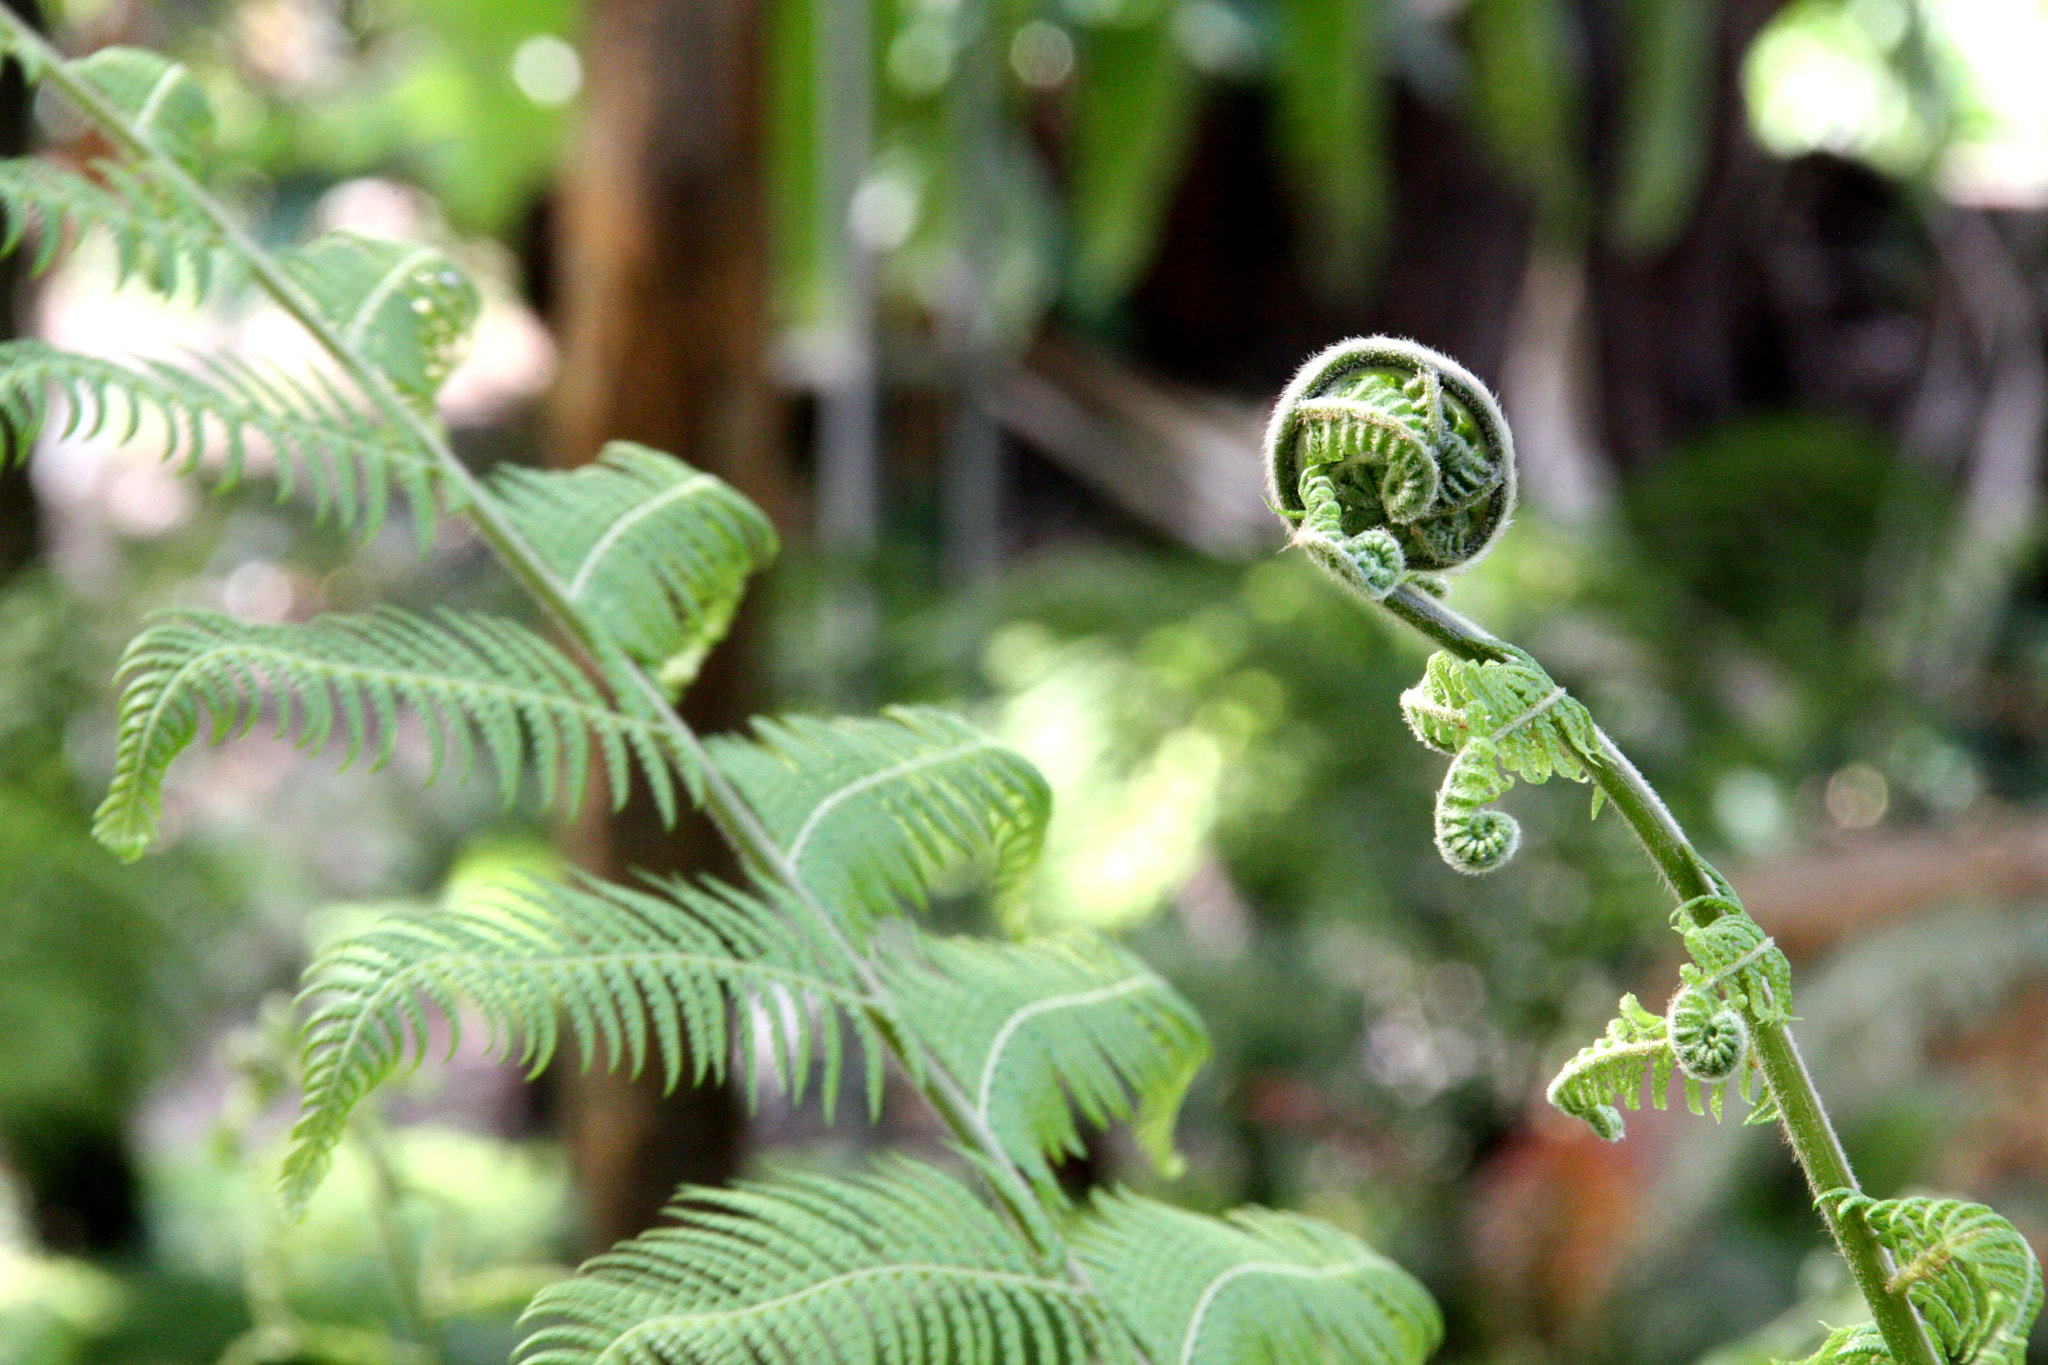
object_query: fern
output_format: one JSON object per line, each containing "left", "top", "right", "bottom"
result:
{"left": 282, "top": 873, "right": 881, "bottom": 1210}
{"left": 285, "top": 877, "right": 1211, "bottom": 1210}
{"left": 0, "top": 340, "right": 440, "bottom": 535}
{"left": 1785, "top": 1194, "right": 2042, "bottom": 1365}
{"left": 517, "top": 1160, "right": 1115, "bottom": 1365}
{"left": 517, "top": 1160, "right": 1440, "bottom": 1365}
{"left": 62, "top": 47, "right": 216, "bottom": 176}
{"left": 1399, "top": 648, "right": 1597, "bottom": 872}
{"left": 0, "top": 33, "right": 1440, "bottom": 1365}
{"left": 93, "top": 608, "right": 691, "bottom": 860}
{"left": 706, "top": 707, "right": 1051, "bottom": 936}
{"left": 1267, "top": 336, "right": 2048, "bottom": 1364}
{"left": 487, "top": 442, "right": 778, "bottom": 693}
{"left": 276, "top": 231, "right": 479, "bottom": 410}
{"left": 1072, "top": 1191, "right": 1444, "bottom": 1365}
{"left": 0, "top": 157, "right": 227, "bottom": 292}
{"left": 885, "top": 934, "right": 1209, "bottom": 1186}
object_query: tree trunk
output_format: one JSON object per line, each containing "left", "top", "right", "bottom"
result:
{"left": 544, "top": 0, "right": 793, "bottom": 1254}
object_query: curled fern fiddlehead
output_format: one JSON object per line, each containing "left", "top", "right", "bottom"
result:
{"left": 1399, "top": 649, "right": 1596, "bottom": 873}
{"left": 1265, "top": 336, "right": 1515, "bottom": 599}
{"left": 1664, "top": 984, "right": 1747, "bottom": 1082}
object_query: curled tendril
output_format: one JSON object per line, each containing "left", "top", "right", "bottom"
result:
{"left": 1665, "top": 985, "right": 1748, "bottom": 1082}
{"left": 1399, "top": 651, "right": 1595, "bottom": 874}
{"left": 1265, "top": 337, "right": 1516, "bottom": 599}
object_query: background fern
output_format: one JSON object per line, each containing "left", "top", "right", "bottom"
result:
{"left": 0, "top": 31, "right": 1443, "bottom": 1365}
{"left": 705, "top": 707, "right": 1052, "bottom": 935}
{"left": 0, "top": 340, "right": 433, "bottom": 534}
{"left": 92, "top": 608, "right": 692, "bottom": 859}
{"left": 487, "top": 441, "right": 779, "bottom": 694}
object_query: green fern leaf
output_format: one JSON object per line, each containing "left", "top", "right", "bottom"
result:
{"left": 1779, "top": 1193, "right": 2044, "bottom": 1365}
{"left": 707, "top": 706, "right": 1050, "bottom": 936}
{"left": 0, "top": 340, "right": 442, "bottom": 534}
{"left": 1400, "top": 649, "right": 1597, "bottom": 873}
{"left": 487, "top": 442, "right": 777, "bottom": 694}
{"left": 1073, "top": 1191, "right": 1442, "bottom": 1365}
{"left": 0, "top": 158, "right": 227, "bottom": 294}
{"left": 1677, "top": 900, "right": 1794, "bottom": 1024}
{"left": 282, "top": 873, "right": 879, "bottom": 1212}
{"left": 277, "top": 231, "right": 479, "bottom": 408}
{"left": 516, "top": 1160, "right": 1122, "bottom": 1365}
{"left": 1546, "top": 992, "right": 1763, "bottom": 1139}
{"left": 68, "top": 48, "right": 215, "bottom": 176}
{"left": 887, "top": 934, "right": 1209, "bottom": 1186}
{"left": 92, "top": 608, "right": 691, "bottom": 860}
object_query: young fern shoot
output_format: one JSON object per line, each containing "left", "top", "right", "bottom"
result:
{"left": 0, "top": 17, "right": 1443, "bottom": 1365}
{"left": 1266, "top": 336, "right": 2041, "bottom": 1365}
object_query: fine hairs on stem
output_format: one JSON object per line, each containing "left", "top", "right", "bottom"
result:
{"left": 1267, "top": 335, "right": 2040, "bottom": 1365}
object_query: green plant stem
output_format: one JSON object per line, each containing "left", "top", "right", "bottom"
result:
{"left": 1382, "top": 585, "right": 1940, "bottom": 1365}
{"left": 0, "top": 12, "right": 1148, "bottom": 1357}
{"left": 351, "top": 1116, "right": 436, "bottom": 1354}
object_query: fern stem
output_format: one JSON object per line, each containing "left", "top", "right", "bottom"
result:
{"left": 1379, "top": 586, "right": 1942, "bottom": 1365}
{"left": 350, "top": 1116, "right": 437, "bottom": 1355}
{"left": 0, "top": 12, "right": 1155, "bottom": 1358}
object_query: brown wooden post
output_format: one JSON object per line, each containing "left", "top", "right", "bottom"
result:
{"left": 544, "top": 0, "right": 796, "bottom": 1252}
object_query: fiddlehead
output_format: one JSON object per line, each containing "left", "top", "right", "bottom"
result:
{"left": 1265, "top": 336, "right": 1515, "bottom": 599}
{"left": 1265, "top": 335, "right": 2035, "bottom": 1365}
{"left": 1398, "top": 649, "right": 1596, "bottom": 873}
{"left": 1664, "top": 984, "right": 1747, "bottom": 1082}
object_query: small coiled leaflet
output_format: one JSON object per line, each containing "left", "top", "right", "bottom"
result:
{"left": 1664, "top": 985, "right": 1748, "bottom": 1083}
{"left": 1401, "top": 652, "right": 1594, "bottom": 875}
{"left": 1265, "top": 337, "right": 1516, "bottom": 599}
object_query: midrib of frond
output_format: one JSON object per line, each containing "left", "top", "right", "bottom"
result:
{"left": 131, "top": 61, "right": 185, "bottom": 140}
{"left": 1175, "top": 1257, "right": 1380, "bottom": 1365}
{"left": 342, "top": 244, "right": 439, "bottom": 349}
{"left": 593, "top": 1263, "right": 1096, "bottom": 1365}
{"left": 785, "top": 740, "right": 1008, "bottom": 863}
{"left": 319, "top": 946, "right": 874, "bottom": 1087}
{"left": 563, "top": 472, "right": 718, "bottom": 600}
{"left": 974, "top": 974, "right": 1170, "bottom": 1124}
{"left": 136, "top": 641, "right": 657, "bottom": 762}
{"left": 1574, "top": 1037, "right": 1666, "bottom": 1069}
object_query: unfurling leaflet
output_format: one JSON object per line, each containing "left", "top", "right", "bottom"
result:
{"left": 1265, "top": 336, "right": 1515, "bottom": 598}
{"left": 1399, "top": 650, "right": 1596, "bottom": 873}
{"left": 1547, "top": 902, "right": 1785, "bottom": 1139}
{"left": 1783, "top": 1193, "right": 2042, "bottom": 1365}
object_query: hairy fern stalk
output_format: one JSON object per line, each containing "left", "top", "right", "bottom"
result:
{"left": 0, "top": 17, "right": 1444, "bottom": 1365}
{"left": 1266, "top": 337, "right": 2041, "bottom": 1365}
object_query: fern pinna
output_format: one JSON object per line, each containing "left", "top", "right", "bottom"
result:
{"left": 0, "top": 16, "right": 1439, "bottom": 1365}
{"left": 1267, "top": 336, "right": 2042, "bottom": 1364}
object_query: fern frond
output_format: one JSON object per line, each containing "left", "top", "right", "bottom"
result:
{"left": 1073, "top": 1191, "right": 1442, "bottom": 1365}
{"left": 66, "top": 48, "right": 214, "bottom": 172}
{"left": 516, "top": 1160, "right": 1121, "bottom": 1365}
{"left": 1546, "top": 992, "right": 1763, "bottom": 1139}
{"left": 283, "top": 873, "right": 880, "bottom": 1211}
{"left": 0, "top": 158, "right": 228, "bottom": 293}
{"left": 93, "top": 608, "right": 691, "bottom": 860}
{"left": 487, "top": 442, "right": 778, "bottom": 694}
{"left": 887, "top": 934, "right": 1208, "bottom": 1186}
{"left": 1779, "top": 1193, "right": 2044, "bottom": 1365}
{"left": 707, "top": 706, "right": 1050, "bottom": 936}
{"left": 0, "top": 340, "right": 442, "bottom": 535}
{"left": 277, "top": 231, "right": 479, "bottom": 408}
{"left": 1678, "top": 899, "right": 1794, "bottom": 1024}
{"left": 1399, "top": 649, "right": 1597, "bottom": 873}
